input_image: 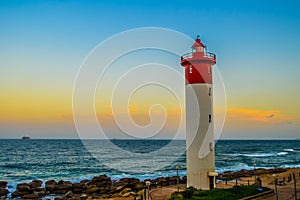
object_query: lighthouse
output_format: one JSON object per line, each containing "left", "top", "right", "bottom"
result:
{"left": 181, "top": 36, "right": 218, "bottom": 190}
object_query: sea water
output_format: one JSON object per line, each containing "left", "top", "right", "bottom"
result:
{"left": 0, "top": 139, "right": 299, "bottom": 192}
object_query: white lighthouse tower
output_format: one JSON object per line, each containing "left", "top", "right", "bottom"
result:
{"left": 181, "top": 36, "right": 218, "bottom": 190}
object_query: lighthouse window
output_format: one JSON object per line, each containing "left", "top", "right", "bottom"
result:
{"left": 189, "top": 65, "right": 193, "bottom": 73}
{"left": 209, "top": 114, "right": 212, "bottom": 123}
{"left": 209, "top": 88, "right": 212, "bottom": 96}
{"left": 209, "top": 142, "right": 213, "bottom": 151}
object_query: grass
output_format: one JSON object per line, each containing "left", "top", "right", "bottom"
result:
{"left": 169, "top": 185, "right": 270, "bottom": 200}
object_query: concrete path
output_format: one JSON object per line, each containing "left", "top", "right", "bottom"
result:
{"left": 150, "top": 185, "right": 185, "bottom": 200}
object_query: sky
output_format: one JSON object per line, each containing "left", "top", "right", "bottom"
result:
{"left": 0, "top": 0, "right": 300, "bottom": 139}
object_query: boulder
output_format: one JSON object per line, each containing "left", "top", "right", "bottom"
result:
{"left": 33, "top": 189, "right": 47, "bottom": 197}
{"left": 122, "top": 192, "right": 132, "bottom": 197}
{"left": 45, "top": 180, "right": 57, "bottom": 191}
{"left": 17, "top": 183, "right": 31, "bottom": 192}
{"left": 112, "top": 185, "right": 124, "bottom": 193}
{"left": 22, "top": 193, "right": 39, "bottom": 199}
{"left": 114, "top": 177, "right": 140, "bottom": 190}
{"left": 80, "top": 194, "right": 88, "bottom": 200}
{"left": 72, "top": 182, "right": 84, "bottom": 189}
{"left": 65, "top": 191, "right": 74, "bottom": 198}
{"left": 85, "top": 186, "right": 99, "bottom": 194}
{"left": 137, "top": 189, "right": 144, "bottom": 196}
{"left": 134, "top": 182, "right": 144, "bottom": 191}
{"left": 31, "top": 187, "right": 46, "bottom": 192}
{"left": 98, "top": 186, "right": 111, "bottom": 194}
{"left": 12, "top": 190, "right": 31, "bottom": 198}
{"left": 29, "top": 180, "right": 43, "bottom": 188}
{"left": 64, "top": 181, "right": 72, "bottom": 185}
{"left": 80, "top": 180, "right": 89, "bottom": 184}
{"left": 73, "top": 188, "right": 83, "bottom": 194}
{"left": 57, "top": 180, "right": 65, "bottom": 185}
{"left": 153, "top": 177, "right": 167, "bottom": 186}
{"left": 91, "top": 175, "right": 111, "bottom": 183}
{"left": 120, "top": 188, "right": 131, "bottom": 195}
{"left": 46, "top": 180, "right": 57, "bottom": 185}
{"left": 53, "top": 183, "right": 72, "bottom": 191}
{"left": 111, "top": 193, "right": 121, "bottom": 198}
{"left": 0, "top": 181, "right": 7, "bottom": 188}
{"left": 0, "top": 188, "right": 9, "bottom": 196}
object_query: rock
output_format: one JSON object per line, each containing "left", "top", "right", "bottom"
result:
{"left": 65, "top": 191, "right": 74, "bottom": 198}
{"left": 153, "top": 177, "right": 167, "bottom": 186}
{"left": 54, "top": 183, "right": 72, "bottom": 191}
{"left": 80, "top": 180, "right": 89, "bottom": 184}
{"left": 0, "top": 188, "right": 9, "bottom": 196}
{"left": 130, "top": 191, "right": 137, "bottom": 196}
{"left": 134, "top": 182, "right": 144, "bottom": 191}
{"left": 17, "top": 183, "right": 31, "bottom": 192}
{"left": 72, "top": 182, "right": 84, "bottom": 189}
{"left": 122, "top": 192, "right": 132, "bottom": 197}
{"left": 73, "top": 188, "right": 83, "bottom": 194}
{"left": 12, "top": 190, "right": 31, "bottom": 198}
{"left": 64, "top": 181, "right": 72, "bottom": 185}
{"left": 29, "top": 180, "right": 43, "bottom": 188}
{"left": 98, "top": 186, "right": 111, "bottom": 194}
{"left": 80, "top": 194, "right": 88, "bottom": 200}
{"left": 0, "top": 181, "right": 7, "bottom": 188}
{"left": 137, "top": 189, "right": 144, "bottom": 196}
{"left": 120, "top": 188, "right": 131, "bottom": 195}
{"left": 33, "top": 189, "right": 47, "bottom": 197}
{"left": 11, "top": 191, "right": 19, "bottom": 198}
{"left": 111, "top": 193, "right": 121, "bottom": 198}
{"left": 113, "top": 185, "right": 124, "bottom": 193}
{"left": 91, "top": 175, "right": 111, "bottom": 183}
{"left": 46, "top": 180, "right": 57, "bottom": 185}
{"left": 54, "top": 197, "right": 64, "bottom": 200}
{"left": 85, "top": 186, "right": 99, "bottom": 194}
{"left": 45, "top": 180, "right": 57, "bottom": 191}
{"left": 114, "top": 177, "right": 140, "bottom": 192}
{"left": 22, "top": 193, "right": 39, "bottom": 199}
{"left": 31, "top": 187, "right": 45, "bottom": 192}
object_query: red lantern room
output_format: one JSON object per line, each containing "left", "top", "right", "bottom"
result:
{"left": 181, "top": 36, "right": 216, "bottom": 84}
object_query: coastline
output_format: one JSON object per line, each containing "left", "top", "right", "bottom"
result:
{"left": 0, "top": 167, "right": 299, "bottom": 199}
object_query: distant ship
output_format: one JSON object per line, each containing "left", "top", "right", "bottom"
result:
{"left": 22, "top": 136, "right": 30, "bottom": 140}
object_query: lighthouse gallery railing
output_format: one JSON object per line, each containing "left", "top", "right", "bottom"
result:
{"left": 181, "top": 52, "right": 216, "bottom": 60}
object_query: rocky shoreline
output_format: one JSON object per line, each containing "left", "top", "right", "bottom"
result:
{"left": 0, "top": 167, "right": 289, "bottom": 200}
{"left": 0, "top": 175, "right": 186, "bottom": 200}
{"left": 217, "top": 167, "right": 287, "bottom": 181}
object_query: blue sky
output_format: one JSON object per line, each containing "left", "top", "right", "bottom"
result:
{"left": 0, "top": 0, "right": 300, "bottom": 139}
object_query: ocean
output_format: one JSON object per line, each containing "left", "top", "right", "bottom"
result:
{"left": 0, "top": 139, "right": 299, "bottom": 192}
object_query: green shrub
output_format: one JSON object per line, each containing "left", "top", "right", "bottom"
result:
{"left": 169, "top": 185, "right": 270, "bottom": 200}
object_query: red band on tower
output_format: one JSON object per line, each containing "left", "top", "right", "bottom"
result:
{"left": 181, "top": 37, "right": 216, "bottom": 84}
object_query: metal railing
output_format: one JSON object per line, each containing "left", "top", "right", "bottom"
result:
{"left": 181, "top": 51, "right": 216, "bottom": 60}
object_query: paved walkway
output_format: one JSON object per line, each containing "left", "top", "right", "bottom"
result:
{"left": 150, "top": 185, "right": 185, "bottom": 200}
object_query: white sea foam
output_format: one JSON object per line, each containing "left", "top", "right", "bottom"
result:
{"left": 277, "top": 152, "right": 288, "bottom": 156}
{"left": 284, "top": 149, "right": 294, "bottom": 152}
{"left": 241, "top": 153, "right": 275, "bottom": 157}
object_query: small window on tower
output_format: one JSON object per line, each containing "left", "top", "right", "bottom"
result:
{"left": 209, "top": 88, "right": 212, "bottom": 96}
{"left": 209, "top": 142, "right": 213, "bottom": 151}
{"left": 189, "top": 65, "right": 193, "bottom": 73}
{"left": 209, "top": 114, "right": 212, "bottom": 123}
